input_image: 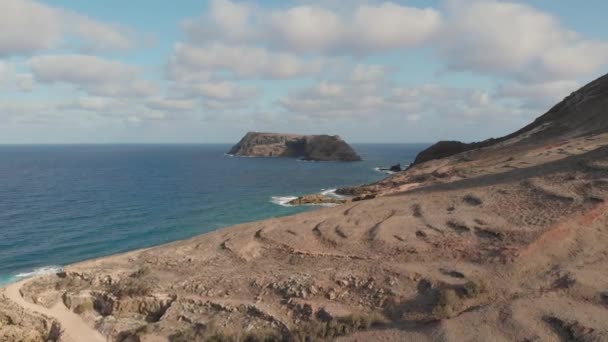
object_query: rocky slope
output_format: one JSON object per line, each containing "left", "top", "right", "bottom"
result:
{"left": 2, "top": 73, "right": 608, "bottom": 342}
{"left": 0, "top": 293, "right": 60, "bottom": 342}
{"left": 410, "top": 73, "right": 608, "bottom": 167}
{"left": 228, "top": 132, "right": 361, "bottom": 161}
{"left": 339, "top": 72, "right": 608, "bottom": 198}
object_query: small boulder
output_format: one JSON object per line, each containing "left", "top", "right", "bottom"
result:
{"left": 389, "top": 164, "right": 402, "bottom": 172}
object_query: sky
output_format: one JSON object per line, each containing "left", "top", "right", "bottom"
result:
{"left": 1, "top": 0, "right": 607, "bottom": 143}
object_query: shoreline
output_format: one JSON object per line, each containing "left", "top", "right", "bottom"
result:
{"left": 1, "top": 170, "right": 389, "bottom": 288}
{"left": 0, "top": 196, "right": 348, "bottom": 289}
{"left": 3, "top": 142, "right": 608, "bottom": 340}
{"left": 0, "top": 143, "right": 404, "bottom": 290}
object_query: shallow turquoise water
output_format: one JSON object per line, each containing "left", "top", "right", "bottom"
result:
{"left": 0, "top": 144, "right": 426, "bottom": 284}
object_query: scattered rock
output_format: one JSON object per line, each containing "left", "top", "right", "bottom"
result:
{"left": 288, "top": 194, "right": 346, "bottom": 206}
{"left": 447, "top": 220, "right": 470, "bottom": 233}
{"left": 439, "top": 269, "right": 465, "bottom": 279}
{"left": 379, "top": 164, "right": 402, "bottom": 172}
{"left": 544, "top": 316, "right": 597, "bottom": 342}
{"left": 412, "top": 204, "right": 423, "bottom": 218}
{"left": 353, "top": 193, "right": 377, "bottom": 202}
{"left": 463, "top": 194, "right": 483, "bottom": 206}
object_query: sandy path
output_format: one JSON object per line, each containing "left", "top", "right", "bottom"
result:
{"left": 3, "top": 279, "right": 106, "bottom": 342}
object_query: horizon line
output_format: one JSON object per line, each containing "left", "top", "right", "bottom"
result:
{"left": 0, "top": 142, "right": 435, "bottom": 146}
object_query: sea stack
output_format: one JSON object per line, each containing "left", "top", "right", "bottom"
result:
{"left": 228, "top": 132, "right": 361, "bottom": 161}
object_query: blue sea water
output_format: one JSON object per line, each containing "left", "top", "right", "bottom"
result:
{"left": 0, "top": 144, "right": 426, "bottom": 285}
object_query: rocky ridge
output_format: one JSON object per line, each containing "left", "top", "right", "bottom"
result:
{"left": 409, "top": 73, "right": 608, "bottom": 167}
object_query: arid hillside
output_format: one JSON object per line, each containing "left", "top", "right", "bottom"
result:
{"left": 2, "top": 74, "right": 608, "bottom": 342}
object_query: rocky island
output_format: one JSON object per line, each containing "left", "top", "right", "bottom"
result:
{"left": 228, "top": 132, "right": 361, "bottom": 161}
{"left": 2, "top": 73, "right": 608, "bottom": 341}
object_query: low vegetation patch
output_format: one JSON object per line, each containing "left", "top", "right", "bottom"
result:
{"left": 463, "top": 194, "right": 483, "bottom": 206}
{"left": 544, "top": 316, "right": 597, "bottom": 342}
{"left": 432, "top": 279, "right": 489, "bottom": 319}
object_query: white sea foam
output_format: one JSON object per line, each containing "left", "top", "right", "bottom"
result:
{"left": 320, "top": 188, "right": 346, "bottom": 199}
{"left": 14, "top": 266, "right": 63, "bottom": 279}
{"left": 270, "top": 196, "right": 299, "bottom": 207}
{"left": 224, "top": 153, "right": 258, "bottom": 158}
{"left": 271, "top": 188, "right": 347, "bottom": 207}
{"left": 374, "top": 167, "right": 396, "bottom": 175}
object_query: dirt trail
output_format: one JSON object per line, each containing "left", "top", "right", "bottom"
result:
{"left": 3, "top": 279, "right": 106, "bottom": 342}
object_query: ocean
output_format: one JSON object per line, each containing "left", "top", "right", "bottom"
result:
{"left": 0, "top": 144, "right": 426, "bottom": 285}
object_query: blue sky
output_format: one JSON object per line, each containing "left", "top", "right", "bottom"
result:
{"left": 1, "top": 0, "right": 607, "bottom": 143}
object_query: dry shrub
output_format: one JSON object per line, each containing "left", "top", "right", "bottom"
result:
{"left": 109, "top": 278, "right": 153, "bottom": 298}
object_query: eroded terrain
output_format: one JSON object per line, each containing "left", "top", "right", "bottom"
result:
{"left": 2, "top": 74, "right": 608, "bottom": 341}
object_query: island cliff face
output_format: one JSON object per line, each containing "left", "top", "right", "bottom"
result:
{"left": 228, "top": 132, "right": 361, "bottom": 161}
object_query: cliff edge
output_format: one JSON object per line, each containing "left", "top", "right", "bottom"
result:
{"left": 411, "top": 73, "right": 608, "bottom": 166}
{"left": 228, "top": 132, "right": 361, "bottom": 161}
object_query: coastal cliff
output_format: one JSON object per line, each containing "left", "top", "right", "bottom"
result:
{"left": 228, "top": 132, "right": 361, "bottom": 161}
{"left": 410, "top": 73, "right": 608, "bottom": 167}
{"left": 2, "top": 74, "right": 608, "bottom": 341}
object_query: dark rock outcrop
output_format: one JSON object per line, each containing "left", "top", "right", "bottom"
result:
{"left": 389, "top": 164, "right": 402, "bottom": 172}
{"left": 378, "top": 163, "right": 402, "bottom": 173}
{"left": 288, "top": 194, "right": 346, "bottom": 206}
{"left": 412, "top": 140, "right": 495, "bottom": 166}
{"left": 228, "top": 132, "right": 361, "bottom": 161}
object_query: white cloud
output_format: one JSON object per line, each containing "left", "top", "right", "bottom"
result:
{"left": 60, "top": 96, "right": 127, "bottom": 112}
{"left": 168, "top": 43, "right": 325, "bottom": 79}
{"left": 439, "top": 0, "right": 608, "bottom": 82}
{"left": 146, "top": 98, "right": 198, "bottom": 112}
{"left": 86, "top": 80, "right": 159, "bottom": 98}
{"left": 3, "top": 0, "right": 608, "bottom": 143}
{"left": 182, "top": 0, "right": 441, "bottom": 54}
{"left": 15, "top": 73, "right": 34, "bottom": 91}
{"left": 69, "top": 14, "right": 135, "bottom": 51}
{"left": 28, "top": 54, "right": 138, "bottom": 84}
{"left": 279, "top": 79, "right": 530, "bottom": 125}
{"left": 0, "top": 0, "right": 138, "bottom": 56}
{"left": 496, "top": 80, "right": 579, "bottom": 109}
{"left": 190, "top": 81, "right": 258, "bottom": 101}
{"left": 316, "top": 82, "right": 343, "bottom": 97}
{"left": 349, "top": 3, "right": 441, "bottom": 51}
{"left": 182, "top": 0, "right": 256, "bottom": 45}
{"left": 27, "top": 54, "right": 159, "bottom": 98}
{"left": 350, "top": 64, "right": 387, "bottom": 83}
{"left": 0, "top": 0, "right": 62, "bottom": 55}
{"left": 0, "top": 60, "right": 34, "bottom": 91}
{"left": 0, "top": 61, "right": 12, "bottom": 82}
{"left": 267, "top": 6, "right": 344, "bottom": 52}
